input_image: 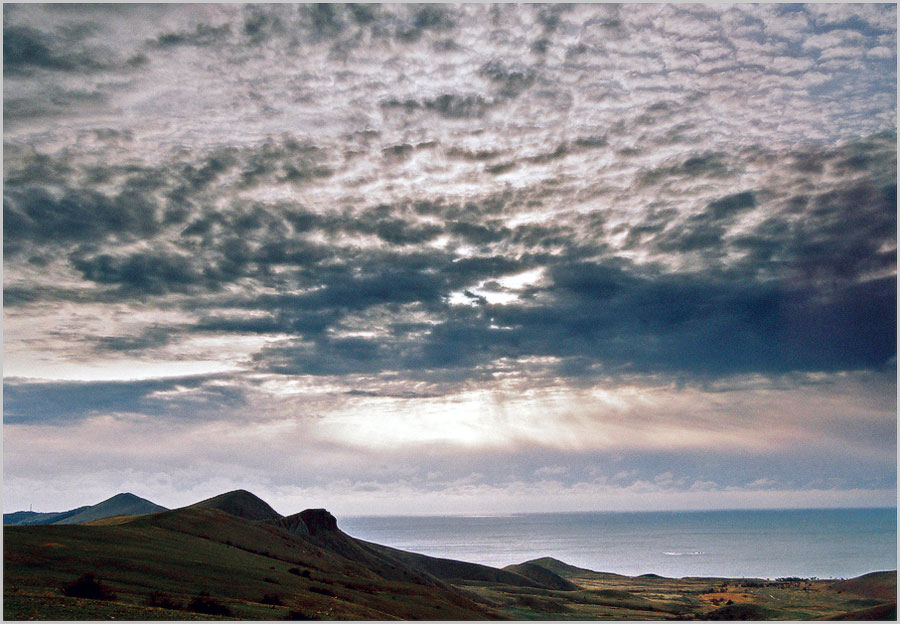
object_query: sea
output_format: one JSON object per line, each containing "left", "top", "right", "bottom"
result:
{"left": 341, "top": 508, "right": 897, "bottom": 580}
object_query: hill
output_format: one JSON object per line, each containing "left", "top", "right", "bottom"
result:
{"left": 55, "top": 493, "right": 167, "bottom": 525}
{"left": 188, "top": 489, "right": 281, "bottom": 522}
{"left": 4, "top": 493, "right": 165, "bottom": 526}
{"left": 521, "top": 556, "right": 629, "bottom": 580}
{"left": 824, "top": 602, "right": 897, "bottom": 620}
{"left": 830, "top": 571, "right": 897, "bottom": 601}
{"left": 4, "top": 506, "right": 91, "bottom": 526}
{"left": 4, "top": 490, "right": 897, "bottom": 621}
{"left": 6, "top": 496, "right": 495, "bottom": 620}
{"left": 365, "top": 541, "right": 550, "bottom": 588}
{"left": 503, "top": 562, "right": 579, "bottom": 590}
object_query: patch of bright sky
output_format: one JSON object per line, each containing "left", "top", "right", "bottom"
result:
{"left": 4, "top": 358, "right": 241, "bottom": 383}
{"left": 314, "top": 383, "right": 786, "bottom": 453}
{"left": 447, "top": 268, "right": 546, "bottom": 306}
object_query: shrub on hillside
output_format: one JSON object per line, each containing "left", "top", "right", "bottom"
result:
{"left": 186, "top": 591, "right": 232, "bottom": 616}
{"left": 61, "top": 573, "right": 116, "bottom": 600}
{"left": 261, "top": 592, "right": 283, "bottom": 605}
{"left": 286, "top": 608, "right": 314, "bottom": 620}
{"left": 146, "top": 591, "right": 181, "bottom": 610}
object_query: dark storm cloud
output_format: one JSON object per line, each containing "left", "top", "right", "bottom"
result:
{"left": 3, "top": 24, "right": 109, "bottom": 75}
{"left": 193, "top": 310, "right": 340, "bottom": 338}
{"left": 3, "top": 375, "right": 246, "bottom": 425}
{"left": 17, "top": 179, "right": 894, "bottom": 382}
{"left": 653, "top": 191, "right": 757, "bottom": 254}
{"left": 235, "top": 138, "right": 332, "bottom": 189}
{"left": 505, "top": 265, "right": 895, "bottom": 377}
{"left": 638, "top": 152, "right": 733, "bottom": 186}
{"left": 249, "top": 261, "right": 895, "bottom": 382}
{"left": 92, "top": 326, "right": 176, "bottom": 353}
{"left": 245, "top": 136, "right": 893, "bottom": 382}
{"left": 728, "top": 183, "right": 896, "bottom": 285}
{"left": 2, "top": 284, "right": 114, "bottom": 307}
{"left": 69, "top": 251, "right": 208, "bottom": 296}
{"left": 2, "top": 149, "right": 74, "bottom": 187}
{"left": 262, "top": 335, "right": 390, "bottom": 376}
{"left": 298, "top": 264, "right": 447, "bottom": 310}
{"left": 3, "top": 186, "right": 159, "bottom": 256}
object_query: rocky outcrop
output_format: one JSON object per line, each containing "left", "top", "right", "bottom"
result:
{"left": 298, "top": 508, "right": 338, "bottom": 535}
{"left": 272, "top": 512, "right": 310, "bottom": 536}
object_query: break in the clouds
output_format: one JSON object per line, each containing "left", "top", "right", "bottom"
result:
{"left": 3, "top": 4, "right": 896, "bottom": 515}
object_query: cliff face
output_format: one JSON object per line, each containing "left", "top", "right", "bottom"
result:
{"left": 272, "top": 512, "right": 310, "bottom": 536}
{"left": 272, "top": 509, "right": 339, "bottom": 537}
{"left": 297, "top": 509, "right": 338, "bottom": 535}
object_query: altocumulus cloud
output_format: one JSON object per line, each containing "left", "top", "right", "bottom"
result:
{"left": 2, "top": 4, "right": 896, "bottom": 514}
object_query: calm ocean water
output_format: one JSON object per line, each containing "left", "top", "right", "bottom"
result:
{"left": 341, "top": 508, "right": 896, "bottom": 580}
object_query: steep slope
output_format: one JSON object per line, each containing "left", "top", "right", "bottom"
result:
{"left": 188, "top": 489, "right": 282, "bottom": 522}
{"left": 55, "top": 493, "right": 167, "bottom": 525}
{"left": 366, "top": 542, "right": 547, "bottom": 588}
{"left": 273, "top": 509, "right": 448, "bottom": 588}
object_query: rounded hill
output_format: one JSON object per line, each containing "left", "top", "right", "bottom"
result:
{"left": 188, "top": 489, "right": 282, "bottom": 522}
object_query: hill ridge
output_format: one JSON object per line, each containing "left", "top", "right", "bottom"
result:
{"left": 4, "top": 493, "right": 166, "bottom": 526}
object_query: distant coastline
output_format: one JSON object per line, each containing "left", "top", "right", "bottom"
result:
{"left": 341, "top": 507, "right": 898, "bottom": 580}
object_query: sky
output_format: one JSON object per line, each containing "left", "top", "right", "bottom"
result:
{"left": 3, "top": 3, "right": 897, "bottom": 517}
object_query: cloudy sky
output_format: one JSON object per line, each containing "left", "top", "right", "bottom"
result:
{"left": 3, "top": 4, "right": 896, "bottom": 516}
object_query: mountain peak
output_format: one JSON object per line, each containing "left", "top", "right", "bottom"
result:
{"left": 49, "top": 493, "right": 166, "bottom": 525}
{"left": 189, "top": 490, "right": 282, "bottom": 522}
{"left": 103, "top": 492, "right": 142, "bottom": 503}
